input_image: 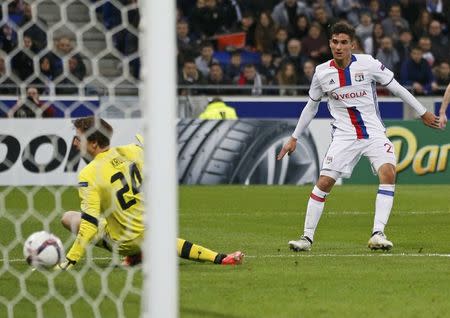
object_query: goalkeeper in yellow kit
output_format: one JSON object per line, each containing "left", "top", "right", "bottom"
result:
{"left": 57, "top": 116, "right": 243, "bottom": 269}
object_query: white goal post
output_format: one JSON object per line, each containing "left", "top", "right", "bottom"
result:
{"left": 141, "top": 0, "right": 178, "bottom": 318}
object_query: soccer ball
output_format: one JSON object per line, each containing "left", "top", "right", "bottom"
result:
{"left": 23, "top": 231, "right": 64, "bottom": 269}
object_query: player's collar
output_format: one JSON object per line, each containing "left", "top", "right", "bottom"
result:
{"left": 330, "top": 54, "right": 357, "bottom": 69}
{"left": 93, "top": 147, "right": 111, "bottom": 159}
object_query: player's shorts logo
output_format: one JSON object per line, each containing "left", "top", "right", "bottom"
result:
{"left": 326, "top": 156, "right": 333, "bottom": 164}
{"left": 355, "top": 73, "right": 364, "bottom": 82}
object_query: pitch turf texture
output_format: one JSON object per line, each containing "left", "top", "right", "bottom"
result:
{"left": 1, "top": 185, "right": 450, "bottom": 318}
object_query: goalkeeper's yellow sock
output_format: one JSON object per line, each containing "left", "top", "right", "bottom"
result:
{"left": 177, "top": 238, "right": 226, "bottom": 264}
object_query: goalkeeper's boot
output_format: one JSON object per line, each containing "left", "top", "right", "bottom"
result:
{"left": 221, "top": 251, "right": 244, "bottom": 265}
{"left": 288, "top": 235, "right": 312, "bottom": 251}
{"left": 368, "top": 232, "right": 393, "bottom": 251}
{"left": 122, "top": 252, "right": 142, "bottom": 267}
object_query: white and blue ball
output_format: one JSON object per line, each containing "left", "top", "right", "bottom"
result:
{"left": 23, "top": 231, "right": 64, "bottom": 269}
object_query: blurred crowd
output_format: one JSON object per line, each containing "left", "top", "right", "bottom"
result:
{"left": 0, "top": 0, "right": 139, "bottom": 97}
{"left": 0, "top": 0, "right": 448, "bottom": 99}
{"left": 176, "top": 0, "right": 449, "bottom": 96}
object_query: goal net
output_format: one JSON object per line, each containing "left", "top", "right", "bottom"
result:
{"left": 0, "top": 1, "right": 156, "bottom": 317}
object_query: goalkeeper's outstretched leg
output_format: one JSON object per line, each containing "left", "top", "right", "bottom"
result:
{"left": 61, "top": 211, "right": 244, "bottom": 266}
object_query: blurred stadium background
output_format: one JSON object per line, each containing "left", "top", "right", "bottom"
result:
{"left": 0, "top": 0, "right": 449, "bottom": 317}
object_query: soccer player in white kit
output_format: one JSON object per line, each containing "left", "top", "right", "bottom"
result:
{"left": 277, "top": 22, "right": 441, "bottom": 251}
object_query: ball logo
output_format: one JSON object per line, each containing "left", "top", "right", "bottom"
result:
{"left": 330, "top": 90, "right": 367, "bottom": 100}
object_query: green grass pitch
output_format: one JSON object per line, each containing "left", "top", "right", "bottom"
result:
{"left": 1, "top": 185, "right": 450, "bottom": 318}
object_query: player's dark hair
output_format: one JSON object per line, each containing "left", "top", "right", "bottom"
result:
{"left": 73, "top": 116, "right": 113, "bottom": 148}
{"left": 330, "top": 22, "right": 355, "bottom": 40}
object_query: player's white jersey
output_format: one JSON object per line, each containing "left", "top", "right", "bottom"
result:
{"left": 309, "top": 54, "right": 394, "bottom": 139}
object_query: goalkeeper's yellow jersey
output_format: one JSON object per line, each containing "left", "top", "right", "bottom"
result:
{"left": 66, "top": 143, "right": 144, "bottom": 262}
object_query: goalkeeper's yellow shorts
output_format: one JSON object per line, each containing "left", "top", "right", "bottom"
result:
{"left": 93, "top": 218, "right": 143, "bottom": 256}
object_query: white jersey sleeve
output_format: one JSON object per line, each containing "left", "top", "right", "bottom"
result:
{"left": 308, "top": 72, "right": 324, "bottom": 101}
{"left": 368, "top": 55, "right": 394, "bottom": 86}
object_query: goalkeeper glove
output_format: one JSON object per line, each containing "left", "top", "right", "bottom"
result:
{"left": 54, "top": 258, "right": 76, "bottom": 271}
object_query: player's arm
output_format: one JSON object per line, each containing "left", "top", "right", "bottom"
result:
{"left": 438, "top": 83, "right": 450, "bottom": 129}
{"left": 63, "top": 173, "right": 101, "bottom": 268}
{"left": 277, "top": 98, "right": 320, "bottom": 160}
{"left": 277, "top": 72, "right": 322, "bottom": 160}
{"left": 369, "top": 56, "right": 440, "bottom": 129}
{"left": 385, "top": 79, "right": 440, "bottom": 129}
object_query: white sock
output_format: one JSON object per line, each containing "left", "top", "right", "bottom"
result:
{"left": 303, "top": 185, "right": 329, "bottom": 241}
{"left": 372, "top": 184, "right": 395, "bottom": 234}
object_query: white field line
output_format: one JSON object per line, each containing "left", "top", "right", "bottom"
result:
{"left": 179, "top": 210, "right": 449, "bottom": 216}
{"left": 4, "top": 253, "right": 450, "bottom": 263}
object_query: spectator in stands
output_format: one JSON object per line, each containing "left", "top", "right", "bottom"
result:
{"left": 271, "top": 0, "right": 310, "bottom": 35}
{"left": 312, "top": 0, "right": 334, "bottom": 16}
{"left": 376, "top": 36, "right": 400, "bottom": 75}
{"left": 224, "top": 50, "right": 242, "bottom": 80}
{"left": 400, "top": 46, "right": 438, "bottom": 95}
{"left": 298, "top": 59, "right": 315, "bottom": 95}
{"left": 253, "top": 11, "right": 277, "bottom": 53}
{"left": 363, "top": 22, "right": 384, "bottom": 56}
{"left": 413, "top": 9, "right": 432, "bottom": 41}
{"left": 55, "top": 55, "right": 87, "bottom": 95}
{"left": 367, "top": 0, "right": 386, "bottom": 23}
{"left": 281, "top": 38, "right": 307, "bottom": 72}
{"left": 18, "top": 2, "right": 48, "bottom": 52}
{"left": 312, "top": 6, "right": 336, "bottom": 39}
{"left": 291, "top": 14, "right": 310, "bottom": 40}
{"left": 234, "top": 63, "right": 265, "bottom": 95}
{"left": 49, "top": 36, "right": 86, "bottom": 79}
{"left": 189, "top": 0, "right": 227, "bottom": 38}
{"left": 206, "top": 62, "right": 231, "bottom": 95}
{"left": 381, "top": 3, "right": 409, "bottom": 42}
{"left": 195, "top": 42, "right": 218, "bottom": 77}
{"left": 11, "top": 35, "right": 35, "bottom": 81}
{"left": 0, "top": 54, "right": 17, "bottom": 95}
{"left": 258, "top": 51, "right": 277, "bottom": 84}
{"left": 178, "top": 58, "right": 206, "bottom": 95}
{"left": 352, "top": 36, "right": 365, "bottom": 54}
{"left": 8, "top": 86, "right": 55, "bottom": 118}
{"left": 231, "top": 11, "right": 256, "bottom": 49}
{"left": 39, "top": 55, "right": 55, "bottom": 80}
{"left": 68, "top": 55, "right": 86, "bottom": 81}
{"left": 425, "top": 0, "right": 446, "bottom": 19}
{"left": 399, "top": 0, "right": 426, "bottom": 28}
{"left": 273, "top": 61, "right": 299, "bottom": 96}
{"left": 332, "top": 0, "right": 361, "bottom": 26}
{"left": 177, "top": 19, "right": 198, "bottom": 57}
{"left": 32, "top": 55, "right": 55, "bottom": 95}
{"left": 428, "top": 20, "right": 449, "bottom": 63}
{"left": 0, "top": 23, "right": 18, "bottom": 53}
{"left": 301, "top": 22, "right": 330, "bottom": 64}
{"left": 434, "top": 61, "right": 450, "bottom": 87}
{"left": 355, "top": 12, "right": 374, "bottom": 44}
{"left": 272, "top": 27, "right": 289, "bottom": 66}
{"left": 418, "top": 36, "right": 437, "bottom": 66}
{"left": 395, "top": 29, "right": 414, "bottom": 63}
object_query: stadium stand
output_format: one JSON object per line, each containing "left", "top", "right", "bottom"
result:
{"left": 0, "top": 0, "right": 448, "bottom": 101}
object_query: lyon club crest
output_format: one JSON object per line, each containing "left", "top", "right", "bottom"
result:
{"left": 355, "top": 73, "right": 364, "bottom": 82}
